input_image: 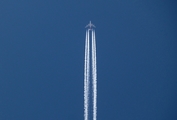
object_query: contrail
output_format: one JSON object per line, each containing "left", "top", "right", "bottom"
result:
{"left": 84, "top": 30, "right": 87, "bottom": 120}
{"left": 86, "top": 30, "right": 90, "bottom": 120}
{"left": 84, "top": 30, "right": 90, "bottom": 120}
{"left": 92, "top": 30, "right": 97, "bottom": 120}
{"left": 84, "top": 21, "right": 97, "bottom": 120}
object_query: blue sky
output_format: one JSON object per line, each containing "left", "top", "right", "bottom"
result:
{"left": 0, "top": 0, "right": 177, "bottom": 120}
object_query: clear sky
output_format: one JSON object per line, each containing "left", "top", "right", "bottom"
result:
{"left": 0, "top": 0, "right": 177, "bottom": 120}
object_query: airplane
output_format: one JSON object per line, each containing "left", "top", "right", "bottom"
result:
{"left": 85, "top": 21, "right": 96, "bottom": 29}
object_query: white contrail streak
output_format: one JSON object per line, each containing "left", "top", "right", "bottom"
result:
{"left": 92, "top": 30, "right": 97, "bottom": 120}
{"left": 94, "top": 30, "right": 97, "bottom": 120}
{"left": 84, "top": 30, "right": 87, "bottom": 120}
{"left": 86, "top": 30, "right": 90, "bottom": 120}
{"left": 84, "top": 28, "right": 97, "bottom": 120}
{"left": 84, "top": 30, "right": 89, "bottom": 120}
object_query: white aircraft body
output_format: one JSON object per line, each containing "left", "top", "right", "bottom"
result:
{"left": 85, "top": 21, "right": 96, "bottom": 29}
